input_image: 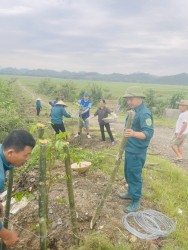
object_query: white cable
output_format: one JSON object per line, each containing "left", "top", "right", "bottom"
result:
{"left": 122, "top": 209, "right": 176, "bottom": 240}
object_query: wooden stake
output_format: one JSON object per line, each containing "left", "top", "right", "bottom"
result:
{"left": 63, "top": 145, "right": 79, "bottom": 245}
{"left": 39, "top": 140, "right": 48, "bottom": 250}
{"left": 1, "top": 169, "right": 14, "bottom": 250}
{"left": 90, "top": 110, "right": 135, "bottom": 229}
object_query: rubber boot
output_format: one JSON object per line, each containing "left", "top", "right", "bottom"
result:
{"left": 118, "top": 192, "right": 132, "bottom": 200}
{"left": 124, "top": 200, "right": 140, "bottom": 213}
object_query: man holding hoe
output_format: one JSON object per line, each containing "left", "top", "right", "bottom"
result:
{"left": 119, "top": 86, "right": 154, "bottom": 212}
{"left": 74, "top": 92, "right": 92, "bottom": 139}
{"left": 0, "top": 130, "right": 35, "bottom": 246}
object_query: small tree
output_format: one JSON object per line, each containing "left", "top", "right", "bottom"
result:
{"left": 169, "top": 92, "right": 185, "bottom": 109}
{"left": 118, "top": 97, "right": 129, "bottom": 111}
{"left": 144, "top": 89, "right": 156, "bottom": 110}
{"left": 90, "top": 83, "right": 103, "bottom": 105}
{"left": 57, "top": 81, "right": 77, "bottom": 101}
{"left": 155, "top": 99, "right": 167, "bottom": 117}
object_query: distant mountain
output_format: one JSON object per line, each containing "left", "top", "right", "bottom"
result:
{"left": 0, "top": 67, "right": 188, "bottom": 85}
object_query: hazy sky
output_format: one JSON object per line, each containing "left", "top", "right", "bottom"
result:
{"left": 1, "top": 0, "right": 188, "bottom": 75}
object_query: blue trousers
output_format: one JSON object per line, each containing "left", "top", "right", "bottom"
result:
{"left": 124, "top": 152, "right": 146, "bottom": 201}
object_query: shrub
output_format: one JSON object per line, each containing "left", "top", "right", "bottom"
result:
{"left": 169, "top": 92, "right": 185, "bottom": 108}
{"left": 0, "top": 81, "right": 24, "bottom": 141}
{"left": 144, "top": 89, "right": 156, "bottom": 110}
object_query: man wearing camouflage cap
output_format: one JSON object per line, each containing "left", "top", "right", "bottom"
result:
{"left": 119, "top": 86, "right": 154, "bottom": 212}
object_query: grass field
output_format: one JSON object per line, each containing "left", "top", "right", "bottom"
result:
{"left": 1, "top": 74, "right": 188, "bottom": 100}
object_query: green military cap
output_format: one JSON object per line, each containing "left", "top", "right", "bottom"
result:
{"left": 123, "top": 86, "right": 146, "bottom": 98}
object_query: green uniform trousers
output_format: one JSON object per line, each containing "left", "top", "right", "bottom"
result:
{"left": 124, "top": 152, "right": 146, "bottom": 201}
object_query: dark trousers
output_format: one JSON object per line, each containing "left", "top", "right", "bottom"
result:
{"left": 36, "top": 107, "right": 41, "bottom": 116}
{"left": 124, "top": 152, "right": 146, "bottom": 201}
{"left": 99, "top": 123, "right": 114, "bottom": 142}
{"left": 51, "top": 123, "right": 66, "bottom": 134}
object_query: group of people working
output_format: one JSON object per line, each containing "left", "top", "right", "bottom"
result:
{"left": 36, "top": 92, "right": 116, "bottom": 144}
{"left": 6, "top": 85, "right": 185, "bottom": 248}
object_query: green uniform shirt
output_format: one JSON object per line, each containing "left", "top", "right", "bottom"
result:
{"left": 0, "top": 145, "right": 13, "bottom": 230}
{"left": 125, "top": 103, "right": 154, "bottom": 154}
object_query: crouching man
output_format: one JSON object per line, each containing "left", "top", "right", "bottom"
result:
{"left": 0, "top": 130, "right": 35, "bottom": 246}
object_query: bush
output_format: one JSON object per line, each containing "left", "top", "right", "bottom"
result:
{"left": 155, "top": 99, "right": 168, "bottom": 117}
{"left": 89, "top": 83, "right": 103, "bottom": 105}
{"left": 79, "top": 83, "right": 113, "bottom": 105}
{"left": 37, "top": 79, "right": 77, "bottom": 101}
{"left": 58, "top": 81, "right": 77, "bottom": 101}
{"left": 144, "top": 89, "right": 156, "bottom": 110}
{"left": 118, "top": 97, "right": 129, "bottom": 111}
{"left": 0, "top": 81, "right": 25, "bottom": 141}
{"left": 169, "top": 92, "right": 185, "bottom": 108}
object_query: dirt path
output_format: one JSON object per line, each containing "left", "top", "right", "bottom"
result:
{"left": 17, "top": 81, "right": 50, "bottom": 107}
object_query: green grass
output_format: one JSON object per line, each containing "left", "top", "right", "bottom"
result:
{"left": 71, "top": 233, "right": 131, "bottom": 250}
{"left": 154, "top": 116, "right": 176, "bottom": 128}
{"left": 143, "top": 155, "right": 188, "bottom": 249}
{"left": 69, "top": 145, "right": 188, "bottom": 249}
{"left": 2, "top": 74, "right": 188, "bottom": 99}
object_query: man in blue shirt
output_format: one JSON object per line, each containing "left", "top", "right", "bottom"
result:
{"left": 74, "top": 92, "right": 92, "bottom": 139}
{"left": 0, "top": 130, "right": 35, "bottom": 246}
{"left": 50, "top": 100, "right": 72, "bottom": 135}
{"left": 119, "top": 86, "right": 154, "bottom": 212}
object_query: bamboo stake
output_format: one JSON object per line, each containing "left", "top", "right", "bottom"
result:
{"left": 1, "top": 169, "right": 14, "bottom": 250}
{"left": 37, "top": 123, "right": 45, "bottom": 139}
{"left": 39, "top": 140, "right": 48, "bottom": 250}
{"left": 90, "top": 110, "right": 135, "bottom": 229}
{"left": 63, "top": 145, "right": 79, "bottom": 245}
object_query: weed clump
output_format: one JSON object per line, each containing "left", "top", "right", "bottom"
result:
{"left": 72, "top": 233, "right": 130, "bottom": 250}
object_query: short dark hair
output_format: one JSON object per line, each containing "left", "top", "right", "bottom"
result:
{"left": 2, "top": 130, "right": 36, "bottom": 152}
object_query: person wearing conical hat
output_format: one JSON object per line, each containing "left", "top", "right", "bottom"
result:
{"left": 118, "top": 86, "right": 154, "bottom": 213}
{"left": 171, "top": 99, "right": 188, "bottom": 162}
{"left": 36, "top": 98, "right": 42, "bottom": 116}
{"left": 74, "top": 91, "right": 92, "bottom": 139}
{"left": 50, "top": 100, "right": 72, "bottom": 135}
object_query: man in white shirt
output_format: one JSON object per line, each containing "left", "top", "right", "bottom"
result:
{"left": 171, "top": 99, "right": 188, "bottom": 161}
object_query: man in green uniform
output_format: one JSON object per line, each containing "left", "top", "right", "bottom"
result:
{"left": 119, "top": 86, "right": 154, "bottom": 212}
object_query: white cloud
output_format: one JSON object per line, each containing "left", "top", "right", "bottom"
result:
{"left": 0, "top": 0, "right": 188, "bottom": 75}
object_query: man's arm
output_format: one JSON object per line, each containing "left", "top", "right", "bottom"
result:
{"left": 124, "top": 129, "right": 146, "bottom": 139}
{"left": 0, "top": 203, "right": 18, "bottom": 246}
{"left": 124, "top": 112, "right": 153, "bottom": 140}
